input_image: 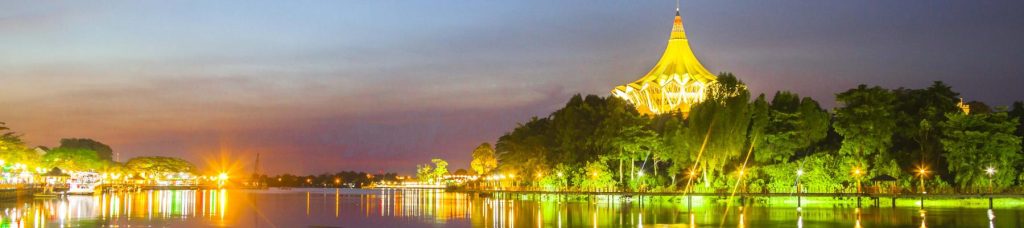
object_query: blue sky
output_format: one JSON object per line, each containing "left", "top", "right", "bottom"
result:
{"left": 1, "top": 1, "right": 1022, "bottom": 174}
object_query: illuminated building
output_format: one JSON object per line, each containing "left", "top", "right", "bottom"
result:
{"left": 612, "top": 9, "right": 717, "bottom": 116}
{"left": 957, "top": 97, "right": 971, "bottom": 114}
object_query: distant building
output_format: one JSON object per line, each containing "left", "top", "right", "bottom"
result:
{"left": 612, "top": 9, "right": 718, "bottom": 116}
{"left": 957, "top": 97, "right": 971, "bottom": 114}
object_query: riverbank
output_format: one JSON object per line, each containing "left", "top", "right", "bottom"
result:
{"left": 442, "top": 189, "right": 1024, "bottom": 208}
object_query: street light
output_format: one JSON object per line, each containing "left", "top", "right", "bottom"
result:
{"left": 916, "top": 166, "right": 929, "bottom": 194}
{"left": 796, "top": 169, "right": 803, "bottom": 193}
{"left": 852, "top": 167, "right": 863, "bottom": 195}
{"left": 985, "top": 167, "right": 996, "bottom": 194}
{"left": 796, "top": 168, "right": 804, "bottom": 208}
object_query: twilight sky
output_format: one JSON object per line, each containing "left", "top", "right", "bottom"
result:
{"left": 1, "top": 1, "right": 1022, "bottom": 175}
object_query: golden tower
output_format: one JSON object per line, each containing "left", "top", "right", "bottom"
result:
{"left": 612, "top": 9, "right": 717, "bottom": 116}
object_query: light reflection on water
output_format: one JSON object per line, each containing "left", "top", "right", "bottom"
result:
{"left": 0, "top": 189, "right": 1021, "bottom": 227}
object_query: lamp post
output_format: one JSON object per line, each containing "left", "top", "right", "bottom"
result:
{"left": 852, "top": 168, "right": 862, "bottom": 194}
{"left": 986, "top": 167, "right": 996, "bottom": 209}
{"left": 687, "top": 170, "right": 697, "bottom": 212}
{"left": 852, "top": 167, "right": 862, "bottom": 207}
{"left": 985, "top": 167, "right": 996, "bottom": 194}
{"left": 916, "top": 167, "right": 929, "bottom": 209}
{"left": 796, "top": 169, "right": 803, "bottom": 208}
{"left": 916, "top": 167, "right": 928, "bottom": 194}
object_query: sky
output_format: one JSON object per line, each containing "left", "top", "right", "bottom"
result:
{"left": 1, "top": 1, "right": 1022, "bottom": 175}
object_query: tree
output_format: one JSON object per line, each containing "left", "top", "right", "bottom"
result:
{"left": 833, "top": 85, "right": 898, "bottom": 177}
{"left": 42, "top": 147, "right": 106, "bottom": 171}
{"left": 940, "top": 111, "right": 1022, "bottom": 191}
{"left": 752, "top": 92, "right": 829, "bottom": 163}
{"left": 1009, "top": 101, "right": 1024, "bottom": 138}
{"left": 573, "top": 157, "right": 616, "bottom": 191}
{"left": 431, "top": 158, "right": 449, "bottom": 180}
{"left": 470, "top": 143, "right": 497, "bottom": 175}
{"left": 416, "top": 164, "right": 433, "bottom": 182}
{"left": 683, "top": 73, "right": 752, "bottom": 186}
{"left": 0, "top": 122, "right": 41, "bottom": 166}
{"left": 57, "top": 138, "right": 114, "bottom": 161}
{"left": 890, "top": 81, "right": 960, "bottom": 181}
{"left": 495, "top": 116, "right": 553, "bottom": 184}
{"left": 124, "top": 156, "right": 195, "bottom": 174}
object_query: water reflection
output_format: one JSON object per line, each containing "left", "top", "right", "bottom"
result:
{"left": 0, "top": 189, "right": 1020, "bottom": 227}
{"left": 0, "top": 189, "right": 228, "bottom": 227}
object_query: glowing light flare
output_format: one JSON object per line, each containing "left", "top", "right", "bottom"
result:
{"left": 985, "top": 167, "right": 996, "bottom": 176}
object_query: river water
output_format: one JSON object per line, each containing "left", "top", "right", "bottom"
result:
{"left": 1, "top": 188, "right": 1021, "bottom": 227}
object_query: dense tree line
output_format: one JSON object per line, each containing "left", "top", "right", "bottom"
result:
{"left": 0, "top": 124, "right": 196, "bottom": 177}
{"left": 262, "top": 171, "right": 399, "bottom": 188}
{"left": 483, "top": 74, "right": 1024, "bottom": 194}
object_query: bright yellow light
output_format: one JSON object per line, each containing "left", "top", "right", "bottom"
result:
{"left": 218, "top": 173, "right": 228, "bottom": 181}
{"left": 852, "top": 168, "right": 862, "bottom": 177}
{"left": 611, "top": 11, "right": 717, "bottom": 116}
{"left": 796, "top": 169, "right": 804, "bottom": 176}
{"left": 637, "top": 171, "right": 644, "bottom": 177}
{"left": 557, "top": 172, "right": 564, "bottom": 177}
{"left": 985, "top": 167, "right": 996, "bottom": 176}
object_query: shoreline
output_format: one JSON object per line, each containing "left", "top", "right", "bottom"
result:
{"left": 442, "top": 189, "right": 1024, "bottom": 199}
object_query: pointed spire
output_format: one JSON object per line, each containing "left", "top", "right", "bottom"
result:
{"left": 671, "top": 7, "right": 686, "bottom": 40}
{"left": 611, "top": 6, "right": 717, "bottom": 116}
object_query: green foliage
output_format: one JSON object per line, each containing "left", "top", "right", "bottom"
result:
{"left": 536, "top": 164, "right": 571, "bottom": 190}
{"left": 470, "top": 143, "right": 497, "bottom": 175}
{"left": 414, "top": 158, "right": 450, "bottom": 183}
{"left": 43, "top": 147, "right": 107, "bottom": 171}
{"left": 478, "top": 77, "right": 1024, "bottom": 194}
{"left": 124, "top": 156, "right": 195, "bottom": 174}
{"left": 495, "top": 117, "right": 552, "bottom": 179}
{"left": 416, "top": 164, "right": 433, "bottom": 182}
{"left": 573, "top": 158, "right": 616, "bottom": 191}
{"left": 940, "top": 112, "right": 1022, "bottom": 190}
{"left": 0, "top": 122, "right": 40, "bottom": 166}
{"left": 431, "top": 158, "right": 449, "bottom": 179}
{"left": 889, "top": 82, "right": 961, "bottom": 182}
{"left": 833, "top": 85, "right": 897, "bottom": 173}
{"left": 753, "top": 92, "right": 829, "bottom": 163}
{"left": 57, "top": 138, "right": 114, "bottom": 161}
{"left": 683, "top": 73, "right": 753, "bottom": 184}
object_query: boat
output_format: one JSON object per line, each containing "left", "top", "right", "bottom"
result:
{"left": 67, "top": 172, "right": 102, "bottom": 194}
